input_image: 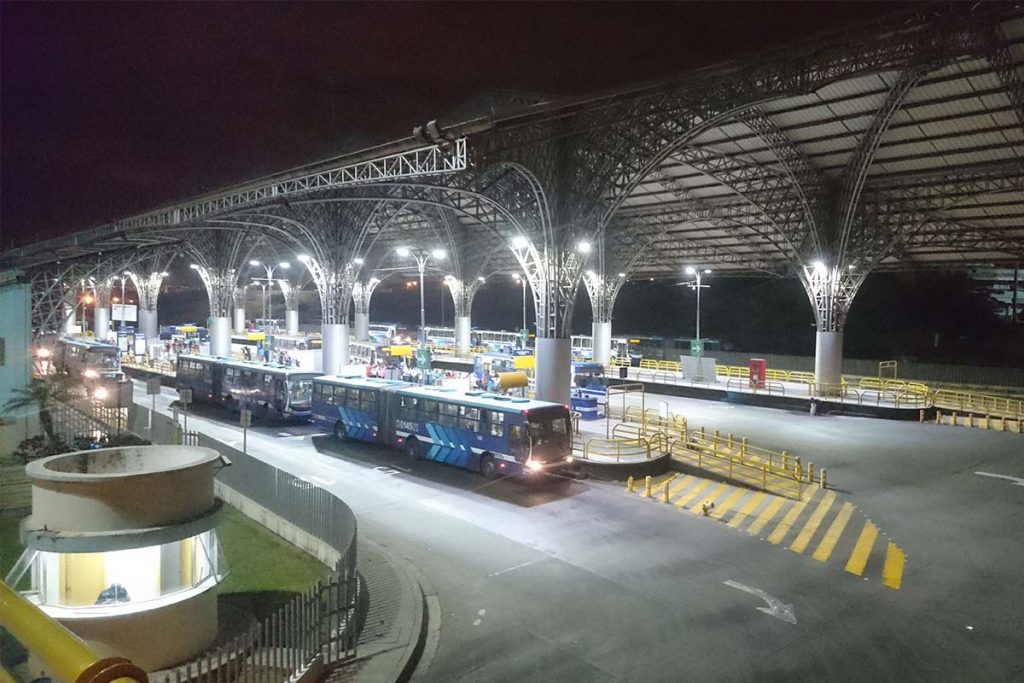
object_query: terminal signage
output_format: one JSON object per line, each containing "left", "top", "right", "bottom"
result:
{"left": 691, "top": 340, "right": 705, "bottom": 356}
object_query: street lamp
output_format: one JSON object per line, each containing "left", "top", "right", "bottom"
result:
{"left": 683, "top": 267, "right": 712, "bottom": 340}
{"left": 249, "top": 260, "right": 290, "bottom": 331}
{"left": 396, "top": 247, "right": 446, "bottom": 343}
{"left": 512, "top": 273, "right": 527, "bottom": 341}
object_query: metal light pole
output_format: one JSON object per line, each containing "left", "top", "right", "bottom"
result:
{"left": 250, "top": 260, "right": 290, "bottom": 331}
{"left": 397, "top": 247, "right": 446, "bottom": 344}
{"left": 512, "top": 273, "right": 527, "bottom": 334}
{"left": 684, "top": 267, "right": 712, "bottom": 340}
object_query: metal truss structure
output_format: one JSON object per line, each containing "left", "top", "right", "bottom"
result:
{"left": 4, "top": 5, "right": 1023, "bottom": 341}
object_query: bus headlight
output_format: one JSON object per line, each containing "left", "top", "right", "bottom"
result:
{"left": 526, "top": 459, "right": 543, "bottom": 472}
{"left": 83, "top": 369, "right": 99, "bottom": 379}
{"left": 36, "top": 348, "right": 51, "bottom": 359}
{"left": 94, "top": 387, "right": 109, "bottom": 400}
{"left": 565, "top": 455, "right": 574, "bottom": 463}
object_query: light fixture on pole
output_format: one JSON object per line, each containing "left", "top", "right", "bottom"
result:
{"left": 396, "top": 246, "right": 446, "bottom": 344}
{"left": 249, "top": 260, "right": 290, "bottom": 332}
{"left": 681, "top": 266, "right": 712, "bottom": 341}
{"left": 512, "top": 273, "right": 527, "bottom": 342}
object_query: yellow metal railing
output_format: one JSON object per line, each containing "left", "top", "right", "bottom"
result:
{"left": 0, "top": 581, "right": 147, "bottom": 683}
{"left": 579, "top": 435, "right": 658, "bottom": 462}
{"left": 933, "top": 389, "right": 1024, "bottom": 419}
{"left": 933, "top": 409, "right": 1024, "bottom": 433}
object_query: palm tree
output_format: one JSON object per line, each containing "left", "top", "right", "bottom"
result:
{"left": 2, "top": 372, "right": 79, "bottom": 445}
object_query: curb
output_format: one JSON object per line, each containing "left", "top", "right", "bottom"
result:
{"left": 338, "top": 536, "right": 433, "bottom": 683}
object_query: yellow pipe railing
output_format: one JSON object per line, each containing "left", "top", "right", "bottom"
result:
{"left": 0, "top": 581, "right": 147, "bottom": 683}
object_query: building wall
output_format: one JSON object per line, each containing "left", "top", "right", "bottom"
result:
{"left": 0, "top": 271, "right": 32, "bottom": 457}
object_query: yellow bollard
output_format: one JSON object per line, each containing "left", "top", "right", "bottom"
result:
{"left": 713, "top": 430, "right": 720, "bottom": 447}
{"left": 820, "top": 468, "right": 827, "bottom": 489}
{"left": 936, "top": 410, "right": 942, "bottom": 425}
{"left": 741, "top": 437, "right": 748, "bottom": 458}
{"left": 952, "top": 411, "right": 958, "bottom": 426}
{"left": 626, "top": 476, "right": 635, "bottom": 493}
{"left": 807, "top": 462, "right": 815, "bottom": 483}
{"left": 727, "top": 433, "right": 734, "bottom": 449}
{"left": 1001, "top": 417, "right": 1007, "bottom": 432}
{"left": 662, "top": 482, "right": 670, "bottom": 503}
{"left": 782, "top": 451, "right": 789, "bottom": 470}
{"left": 643, "top": 475, "right": 652, "bottom": 498}
{"left": 985, "top": 415, "right": 991, "bottom": 430}
{"left": 919, "top": 409, "right": 925, "bottom": 423}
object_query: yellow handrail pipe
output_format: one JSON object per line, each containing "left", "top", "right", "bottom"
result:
{"left": 0, "top": 581, "right": 147, "bottom": 683}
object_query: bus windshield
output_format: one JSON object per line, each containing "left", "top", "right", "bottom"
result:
{"left": 87, "top": 351, "right": 119, "bottom": 370}
{"left": 289, "top": 379, "right": 313, "bottom": 406}
{"left": 526, "top": 409, "right": 571, "bottom": 450}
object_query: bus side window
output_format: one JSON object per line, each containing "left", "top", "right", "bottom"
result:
{"left": 360, "top": 390, "right": 375, "bottom": 411}
{"left": 400, "top": 396, "right": 416, "bottom": 421}
{"left": 488, "top": 411, "right": 505, "bottom": 437}
{"left": 332, "top": 386, "right": 345, "bottom": 406}
{"left": 312, "top": 383, "right": 322, "bottom": 402}
{"left": 418, "top": 400, "right": 438, "bottom": 423}
{"left": 459, "top": 406, "right": 480, "bottom": 432}
{"left": 439, "top": 402, "right": 458, "bottom": 427}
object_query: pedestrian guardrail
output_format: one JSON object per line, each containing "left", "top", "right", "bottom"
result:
{"left": 577, "top": 434, "right": 661, "bottom": 462}
{"left": 933, "top": 389, "right": 1024, "bottom": 419}
{"left": 932, "top": 409, "right": 1023, "bottom": 433}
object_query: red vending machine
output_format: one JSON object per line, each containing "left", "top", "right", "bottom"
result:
{"left": 748, "top": 358, "right": 767, "bottom": 389}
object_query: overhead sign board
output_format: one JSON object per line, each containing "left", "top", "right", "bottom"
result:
{"left": 146, "top": 378, "right": 162, "bottom": 395}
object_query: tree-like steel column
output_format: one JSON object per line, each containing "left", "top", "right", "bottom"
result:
{"left": 580, "top": 238, "right": 626, "bottom": 364}
{"left": 299, "top": 255, "right": 356, "bottom": 375}
{"left": 188, "top": 265, "right": 237, "bottom": 358}
{"left": 444, "top": 276, "right": 483, "bottom": 356}
{"left": 278, "top": 280, "right": 301, "bottom": 336}
{"left": 351, "top": 277, "right": 380, "bottom": 342}
{"left": 92, "top": 278, "right": 113, "bottom": 341}
{"left": 126, "top": 270, "right": 168, "bottom": 348}
{"left": 800, "top": 263, "right": 863, "bottom": 389}
{"left": 232, "top": 285, "right": 247, "bottom": 334}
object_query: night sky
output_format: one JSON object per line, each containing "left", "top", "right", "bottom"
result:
{"left": 2, "top": 1, "right": 913, "bottom": 249}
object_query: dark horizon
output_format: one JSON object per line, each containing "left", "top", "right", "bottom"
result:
{"left": 2, "top": 1, "right": 919, "bottom": 249}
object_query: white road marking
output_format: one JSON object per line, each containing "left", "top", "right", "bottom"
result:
{"left": 488, "top": 559, "right": 539, "bottom": 577}
{"left": 974, "top": 472, "right": 1024, "bottom": 487}
{"left": 306, "top": 475, "right": 336, "bottom": 486}
{"left": 373, "top": 466, "right": 402, "bottom": 476}
{"left": 723, "top": 579, "right": 797, "bottom": 625}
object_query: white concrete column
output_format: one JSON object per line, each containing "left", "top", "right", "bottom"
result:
{"left": 322, "top": 323, "right": 350, "bottom": 376}
{"left": 455, "top": 316, "right": 471, "bottom": 357}
{"left": 64, "top": 304, "right": 77, "bottom": 334}
{"left": 535, "top": 337, "right": 572, "bottom": 405}
{"left": 286, "top": 309, "right": 299, "bottom": 336}
{"left": 138, "top": 308, "right": 159, "bottom": 342}
{"left": 354, "top": 312, "right": 369, "bottom": 342}
{"left": 94, "top": 307, "right": 111, "bottom": 341}
{"left": 592, "top": 321, "right": 612, "bottom": 365}
{"left": 209, "top": 316, "right": 231, "bottom": 358}
{"left": 233, "top": 307, "right": 246, "bottom": 334}
{"left": 814, "top": 330, "right": 844, "bottom": 387}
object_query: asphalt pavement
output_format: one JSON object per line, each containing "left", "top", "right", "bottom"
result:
{"left": 138, "top": 380, "right": 1024, "bottom": 682}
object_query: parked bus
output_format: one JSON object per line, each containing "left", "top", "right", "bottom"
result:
{"left": 422, "top": 326, "right": 456, "bottom": 347}
{"left": 311, "top": 376, "right": 574, "bottom": 478}
{"left": 367, "top": 323, "right": 398, "bottom": 343}
{"left": 175, "top": 355, "right": 318, "bottom": 419}
{"left": 472, "top": 329, "right": 521, "bottom": 351}
{"left": 570, "top": 335, "right": 630, "bottom": 360}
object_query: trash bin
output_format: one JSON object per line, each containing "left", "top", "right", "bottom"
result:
{"left": 618, "top": 366, "right": 628, "bottom": 379}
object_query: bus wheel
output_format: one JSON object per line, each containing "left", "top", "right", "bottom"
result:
{"left": 405, "top": 437, "right": 421, "bottom": 462}
{"left": 333, "top": 421, "right": 348, "bottom": 441}
{"left": 480, "top": 455, "right": 498, "bottom": 480}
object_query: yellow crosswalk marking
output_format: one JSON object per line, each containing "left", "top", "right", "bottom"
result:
{"left": 789, "top": 491, "right": 836, "bottom": 554}
{"left": 728, "top": 492, "right": 767, "bottom": 528}
{"left": 811, "top": 501, "right": 855, "bottom": 563}
{"left": 674, "top": 480, "right": 711, "bottom": 508}
{"left": 746, "top": 496, "right": 786, "bottom": 536}
{"left": 766, "top": 493, "right": 814, "bottom": 545}
{"left": 688, "top": 483, "right": 730, "bottom": 513}
{"left": 845, "top": 521, "right": 879, "bottom": 576}
{"left": 709, "top": 488, "right": 748, "bottom": 519}
{"left": 881, "top": 542, "right": 905, "bottom": 590}
{"left": 665, "top": 475, "right": 696, "bottom": 499}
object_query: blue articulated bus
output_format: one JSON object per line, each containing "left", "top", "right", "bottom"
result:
{"left": 311, "top": 377, "right": 575, "bottom": 479}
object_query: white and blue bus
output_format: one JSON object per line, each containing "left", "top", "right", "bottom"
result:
{"left": 311, "top": 376, "right": 574, "bottom": 479}
{"left": 176, "top": 355, "right": 319, "bottom": 419}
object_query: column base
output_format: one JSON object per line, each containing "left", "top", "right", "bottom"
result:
{"left": 322, "top": 324, "right": 350, "bottom": 375}
{"left": 814, "top": 330, "right": 844, "bottom": 391}
{"left": 592, "top": 321, "right": 612, "bottom": 364}
{"left": 209, "top": 317, "right": 231, "bottom": 358}
{"left": 535, "top": 337, "right": 571, "bottom": 405}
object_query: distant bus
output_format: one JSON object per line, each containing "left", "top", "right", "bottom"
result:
{"left": 175, "top": 355, "right": 318, "bottom": 419}
{"left": 570, "top": 335, "right": 629, "bottom": 360}
{"left": 311, "top": 376, "right": 574, "bottom": 479}
{"left": 50, "top": 337, "right": 131, "bottom": 405}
